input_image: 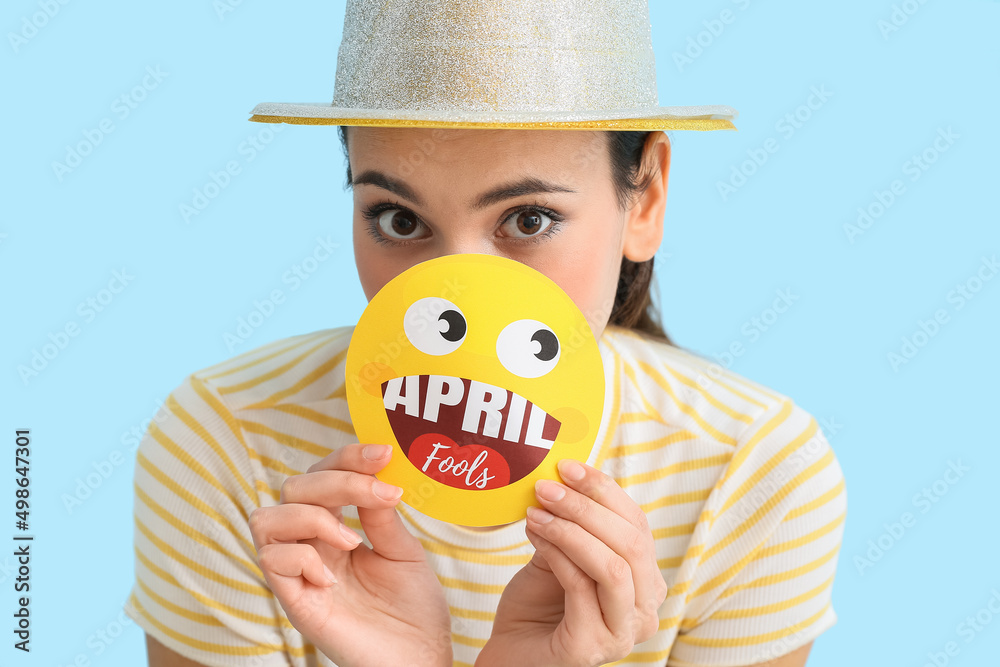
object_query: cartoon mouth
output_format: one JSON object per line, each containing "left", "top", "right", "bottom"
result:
{"left": 381, "top": 374, "right": 561, "bottom": 490}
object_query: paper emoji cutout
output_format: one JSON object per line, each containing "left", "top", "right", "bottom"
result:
{"left": 345, "top": 253, "right": 605, "bottom": 526}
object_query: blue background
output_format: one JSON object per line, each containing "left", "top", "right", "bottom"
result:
{"left": 2, "top": 0, "right": 999, "bottom": 665}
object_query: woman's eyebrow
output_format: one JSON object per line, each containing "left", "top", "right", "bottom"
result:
{"left": 353, "top": 169, "right": 577, "bottom": 211}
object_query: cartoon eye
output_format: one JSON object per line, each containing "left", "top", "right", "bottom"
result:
{"left": 404, "top": 297, "right": 467, "bottom": 356}
{"left": 496, "top": 319, "right": 560, "bottom": 378}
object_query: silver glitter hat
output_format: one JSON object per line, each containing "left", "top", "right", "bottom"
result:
{"left": 249, "top": 0, "right": 738, "bottom": 131}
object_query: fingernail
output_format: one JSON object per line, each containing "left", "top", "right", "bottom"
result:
{"left": 323, "top": 564, "right": 338, "bottom": 584}
{"left": 535, "top": 479, "right": 566, "bottom": 502}
{"left": 363, "top": 444, "right": 391, "bottom": 460}
{"left": 339, "top": 523, "right": 363, "bottom": 545}
{"left": 373, "top": 479, "right": 403, "bottom": 501}
{"left": 558, "top": 459, "right": 585, "bottom": 482}
{"left": 527, "top": 506, "right": 554, "bottom": 524}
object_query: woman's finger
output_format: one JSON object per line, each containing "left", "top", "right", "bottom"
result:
{"left": 525, "top": 529, "right": 600, "bottom": 631}
{"left": 257, "top": 542, "right": 337, "bottom": 592}
{"left": 248, "top": 503, "right": 365, "bottom": 552}
{"left": 526, "top": 505, "right": 636, "bottom": 638}
{"left": 547, "top": 460, "right": 668, "bottom": 621}
{"left": 279, "top": 467, "right": 403, "bottom": 511}
{"left": 358, "top": 503, "right": 425, "bottom": 562}
{"left": 306, "top": 442, "right": 394, "bottom": 474}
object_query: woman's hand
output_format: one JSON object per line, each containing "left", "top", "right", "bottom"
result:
{"left": 248, "top": 443, "right": 452, "bottom": 667}
{"left": 477, "top": 459, "right": 668, "bottom": 667}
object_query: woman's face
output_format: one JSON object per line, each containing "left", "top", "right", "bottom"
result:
{"left": 348, "top": 127, "right": 669, "bottom": 340}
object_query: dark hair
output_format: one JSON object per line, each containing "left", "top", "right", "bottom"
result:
{"left": 336, "top": 126, "right": 673, "bottom": 345}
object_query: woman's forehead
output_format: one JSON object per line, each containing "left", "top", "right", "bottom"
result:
{"left": 350, "top": 126, "right": 604, "bottom": 154}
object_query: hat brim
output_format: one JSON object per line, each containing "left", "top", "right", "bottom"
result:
{"left": 248, "top": 102, "right": 737, "bottom": 131}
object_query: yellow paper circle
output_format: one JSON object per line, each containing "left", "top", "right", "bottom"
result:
{"left": 345, "top": 253, "right": 605, "bottom": 526}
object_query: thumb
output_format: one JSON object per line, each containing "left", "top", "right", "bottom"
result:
{"left": 357, "top": 505, "right": 425, "bottom": 561}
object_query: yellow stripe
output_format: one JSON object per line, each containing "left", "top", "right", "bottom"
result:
{"left": 239, "top": 420, "right": 331, "bottom": 458}
{"left": 135, "top": 482, "right": 262, "bottom": 575}
{"left": 135, "top": 546, "right": 296, "bottom": 629}
{"left": 638, "top": 359, "right": 755, "bottom": 425}
{"left": 657, "top": 351, "right": 773, "bottom": 411}
{"left": 450, "top": 606, "right": 496, "bottom": 622}
{"left": 606, "top": 429, "right": 700, "bottom": 458}
{"left": 640, "top": 487, "right": 712, "bottom": 514}
{"left": 716, "top": 416, "right": 818, "bottom": 518}
{"left": 452, "top": 632, "right": 488, "bottom": 648}
{"left": 622, "top": 360, "right": 737, "bottom": 447}
{"left": 169, "top": 383, "right": 258, "bottom": 506}
{"left": 256, "top": 479, "right": 280, "bottom": 502}
{"left": 246, "top": 448, "right": 301, "bottom": 477}
{"left": 702, "top": 574, "right": 834, "bottom": 624}
{"left": 661, "top": 541, "right": 705, "bottom": 573}
{"left": 720, "top": 543, "right": 841, "bottom": 601}
{"left": 757, "top": 510, "right": 846, "bottom": 561}
{"left": 203, "top": 330, "right": 338, "bottom": 380}
{"left": 394, "top": 505, "right": 531, "bottom": 553}
{"left": 619, "top": 360, "right": 669, "bottom": 426}
{"left": 675, "top": 601, "right": 831, "bottom": 647}
{"left": 669, "top": 580, "right": 691, "bottom": 597}
{"left": 328, "top": 382, "right": 347, "bottom": 400}
{"left": 272, "top": 400, "right": 354, "bottom": 433}
{"left": 659, "top": 614, "right": 682, "bottom": 631}
{"left": 611, "top": 646, "right": 671, "bottom": 664}
{"left": 136, "top": 574, "right": 222, "bottom": 626}
{"left": 436, "top": 575, "right": 506, "bottom": 595}
{"left": 591, "top": 347, "right": 623, "bottom": 472}
{"left": 217, "top": 337, "right": 335, "bottom": 394}
{"left": 250, "top": 114, "right": 737, "bottom": 132}
{"left": 714, "top": 401, "right": 794, "bottom": 497}
{"left": 242, "top": 347, "right": 350, "bottom": 409}
{"left": 786, "top": 478, "right": 846, "bottom": 521}
{"left": 619, "top": 411, "right": 654, "bottom": 424}
{"left": 148, "top": 421, "right": 250, "bottom": 521}
{"left": 420, "top": 538, "right": 532, "bottom": 566}
{"left": 127, "top": 592, "right": 314, "bottom": 657}
{"left": 695, "top": 449, "right": 835, "bottom": 588}
{"left": 135, "top": 516, "right": 271, "bottom": 598}
{"left": 136, "top": 451, "right": 257, "bottom": 556}
{"left": 651, "top": 522, "right": 697, "bottom": 540}
{"left": 618, "top": 454, "right": 730, "bottom": 489}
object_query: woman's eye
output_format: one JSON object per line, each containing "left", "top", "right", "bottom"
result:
{"left": 376, "top": 209, "right": 428, "bottom": 240}
{"left": 501, "top": 209, "right": 554, "bottom": 238}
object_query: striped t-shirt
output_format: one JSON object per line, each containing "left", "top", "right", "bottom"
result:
{"left": 123, "top": 323, "right": 847, "bottom": 667}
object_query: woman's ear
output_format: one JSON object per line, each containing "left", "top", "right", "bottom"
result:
{"left": 622, "top": 131, "right": 670, "bottom": 263}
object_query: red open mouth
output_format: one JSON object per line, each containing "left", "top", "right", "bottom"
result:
{"left": 381, "top": 374, "right": 561, "bottom": 490}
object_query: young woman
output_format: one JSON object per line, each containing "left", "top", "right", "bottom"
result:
{"left": 125, "top": 2, "right": 846, "bottom": 666}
